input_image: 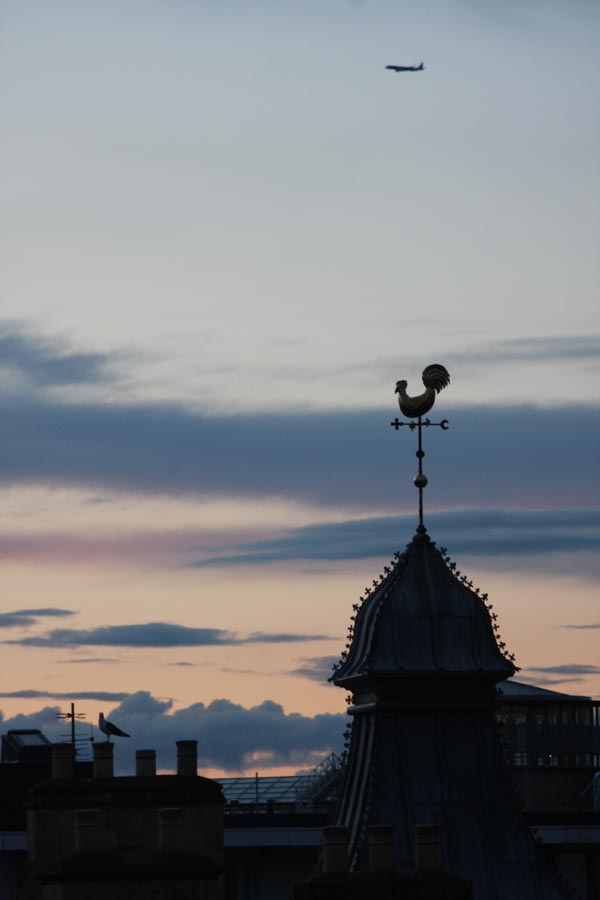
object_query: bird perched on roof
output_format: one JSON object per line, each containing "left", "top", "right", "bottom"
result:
{"left": 395, "top": 364, "right": 450, "bottom": 418}
{"left": 98, "top": 712, "right": 130, "bottom": 741}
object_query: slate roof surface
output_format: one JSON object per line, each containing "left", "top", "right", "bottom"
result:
{"left": 333, "top": 528, "right": 514, "bottom": 685}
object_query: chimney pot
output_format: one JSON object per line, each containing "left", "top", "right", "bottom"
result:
{"left": 176, "top": 740, "right": 197, "bottom": 776}
{"left": 93, "top": 741, "right": 114, "bottom": 779}
{"left": 135, "top": 749, "right": 156, "bottom": 777}
{"left": 51, "top": 743, "right": 74, "bottom": 779}
{"left": 322, "top": 826, "right": 349, "bottom": 873}
{"left": 368, "top": 824, "right": 395, "bottom": 871}
{"left": 414, "top": 824, "right": 442, "bottom": 870}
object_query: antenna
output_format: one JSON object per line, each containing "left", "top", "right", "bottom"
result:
{"left": 56, "top": 702, "right": 89, "bottom": 758}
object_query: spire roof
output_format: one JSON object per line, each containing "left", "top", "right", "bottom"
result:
{"left": 333, "top": 527, "right": 515, "bottom": 686}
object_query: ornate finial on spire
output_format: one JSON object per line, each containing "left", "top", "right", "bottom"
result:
{"left": 390, "top": 364, "right": 450, "bottom": 530}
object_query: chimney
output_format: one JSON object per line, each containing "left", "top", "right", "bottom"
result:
{"left": 135, "top": 749, "right": 156, "bottom": 777}
{"left": 176, "top": 740, "right": 197, "bottom": 776}
{"left": 322, "top": 826, "right": 349, "bottom": 873}
{"left": 368, "top": 824, "right": 395, "bottom": 871}
{"left": 159, "top": 807, "right": 182, "bottom": 850}
{"left": 51, "top": 742, "right": 74, "bottom": 779}
{"left": 414, "top": 824, "right": 442, "bottom": 870}
{"left": 75, "top": 809, "right": 99, "bottom": 851}
{"left": 93, "top": 741, "right": 114, "bottom": 778}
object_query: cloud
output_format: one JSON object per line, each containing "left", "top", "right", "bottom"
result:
{"left": 447, "top": 334, "right": 600, "bottom": 366}
{"left": 562, "top": 623, "right": 600, "bottom": 630}
{"left": 59, "top": 657, "right": 121, "bottom": 665}
{"left": 0, "top": 528, "right": 263, "bottom": 567}
{"left": 0, "top": 322, "right": 117, "bottom": 388}
{"left": 0, "top": 608, "right": 75, "bottom": 628}
{"left": 289, "top": 656, "right": 339, "bottom": 683}
{"left": 192, "top": 508, "right": 600, "bottom": 568}
{"left": 12, "top": 607, "right": 75, "bottom": 617}
{"left": 221, "top": 667, "right": 260, "bottom": 675}
{"left": 5, "top": 621, "right": 333, "bottom": 649}
{"left": 0, "top": 393, "right": 597, "bottom": 510}
{"left": 0, "top": 691, "right": 346, "bottom": 773}
{"left": 0, "top": 690, "right": 129, "bottom": 701}
{"left": 516, "top": 677, "right": 585, "bottom": 688}
{"left": 524, "top": 664, "right": 600, "bottom": 676}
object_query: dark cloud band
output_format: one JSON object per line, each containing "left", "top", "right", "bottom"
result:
{"left": 0, "top": 396, "right": 598, "bottom": 510}
{"left": 191, "top": 508, "right": 600, "bottom": 567}
{"left": 4, "top": 622, "right": 333, "bottom": 649}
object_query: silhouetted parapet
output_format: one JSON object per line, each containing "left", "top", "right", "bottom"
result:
{"left": 34, "top": 848, "right": 222, "bottom": 900}
{"left": 295, "top": 867, "right": 472, "bottom": 899}
{"left": 18, "top": 741, "right": 225, "bottom": 900}
{"left": 27, "top": 774, "right": 224, "bottom": 861}
{"left": 297, "top": 824, "right": 472, "bottom": 899}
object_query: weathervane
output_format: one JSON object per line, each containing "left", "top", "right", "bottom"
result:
{"left": 390, "top": 364, "right": 450, "bottom": 530}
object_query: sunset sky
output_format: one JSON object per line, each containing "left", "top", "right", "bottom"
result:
{"left": 0, "top": 0, "right": 598, "bottom": 775}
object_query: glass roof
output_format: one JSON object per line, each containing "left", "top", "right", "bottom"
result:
{"left": 218, "top": 753, "right": 342, "bottom": 805}
{"left": 218, "top": 774, "right": 309, "bottom": 804}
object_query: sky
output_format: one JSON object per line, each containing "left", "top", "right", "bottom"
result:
{"left": 0, "top": 0, "right": 598, "bottom": 776}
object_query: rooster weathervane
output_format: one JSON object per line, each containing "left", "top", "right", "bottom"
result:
{"left": 391, "top": 364, "right": 450, "bottom": 531}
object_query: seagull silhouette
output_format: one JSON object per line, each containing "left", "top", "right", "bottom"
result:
{"left": 98, "top": 712, "right": 130, "bottom": 741}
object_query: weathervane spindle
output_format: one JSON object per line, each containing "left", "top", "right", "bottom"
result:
{"left": 390, "top": 364, "right": 450, "bottom": 531}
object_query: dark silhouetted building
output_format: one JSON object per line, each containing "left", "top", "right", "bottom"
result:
{"left": 331, "top": 527, "right": 574, "bottom": 899}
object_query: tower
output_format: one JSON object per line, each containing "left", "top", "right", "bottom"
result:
{"left": 330, "top": 367, "right": 569, "bottom": 899}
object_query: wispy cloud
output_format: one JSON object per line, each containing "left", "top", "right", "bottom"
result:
{"left": 562, "top": 623, "right": 600, "bottom": 630}
{"left": 0, "top": 322, "right": 118, "bottom": 388}
{"left": 0, "top": 689, "right": 129, "bottom": 701}
{"left": 524, "top": 664, "right": 600, "bottom": 676}
{"left": 289, "top": 656, "right": 339, "bottom": 682}
{"left": 59, "top": 657, "right": 121, "bottom": 665}
{"left": 447, "top": 334, "right": 600, "bottom": 366}
{"left": 0, "top": 528, "right": 262, "bottom": 567}
{"left": 192, "top": 508, "right": 600, "bottom": 568}
{"left": 0, "top": 608, "right": 75, "bottom": 628}
{"left": 0, "top": 691, "right": 346, "bottom": 773}
{"left": 516, "top": 676, "right": 585, "bottom": 688}
{"left": 5, "top": 622, "right": 333, "bottom": 649}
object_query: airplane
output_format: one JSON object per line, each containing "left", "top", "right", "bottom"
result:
{"left": 386, "top": 62, "right": 425, "bottom": 72}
